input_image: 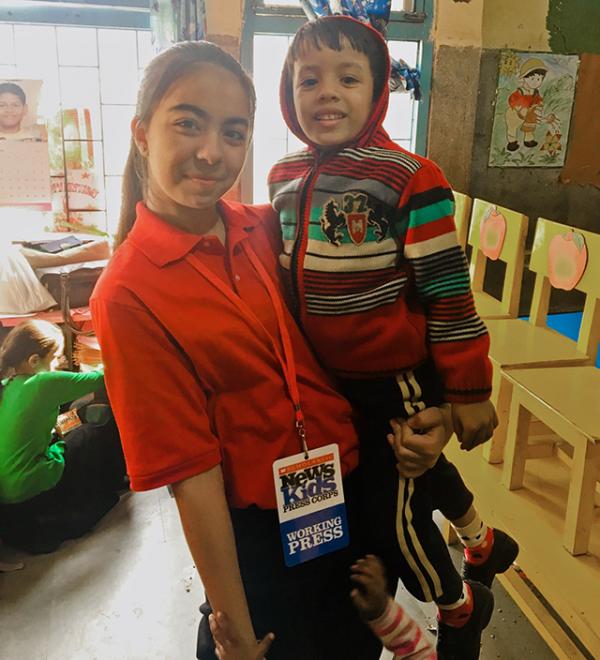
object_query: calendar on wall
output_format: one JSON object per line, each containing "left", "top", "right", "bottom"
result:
{"left": 0, "top": 142, "right": 51, "bottom": 208}
{"left": 0, "top": 78, "right": 51, "bottom": 209}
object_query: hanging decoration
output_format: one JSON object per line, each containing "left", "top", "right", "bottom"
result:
{"left": 547, "top": 230, "right": 588, "bottom": 291}
{"left": 300, "top": 0, "right": 422, "bottom": 100}
{"left": 150, "top": 0, "right": 206, "bottom": 53}
{"left": 479, "top": 205, "right": 507, "bottom": 261}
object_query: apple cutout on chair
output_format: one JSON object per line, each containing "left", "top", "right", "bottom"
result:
{"left": 479, "top": 205, "right": 507, "bottom": 261}
{"left": 548, "top": 231, "right": 588, "bottom": 291}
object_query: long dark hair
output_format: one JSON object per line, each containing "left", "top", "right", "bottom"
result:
{"left": 0, "top": 321, "right": 64, "bottom": 399}
{"left": 116, "top": 41, "right": 256, "bottom": 247}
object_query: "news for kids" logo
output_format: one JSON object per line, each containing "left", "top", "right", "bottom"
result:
{"left": 274, "top": 447, "right": 349, "bottom": 567}
{"left": 278, "top": 454, "right": 338, "bottom": 513}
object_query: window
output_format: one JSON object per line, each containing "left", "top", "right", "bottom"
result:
{"left": 243, "top": 1, "right": 434, "bottom": 203}
{"left": 0, "top": 2, "right": 150, "bottom": 239}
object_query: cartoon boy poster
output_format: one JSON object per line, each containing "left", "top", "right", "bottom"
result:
{"left": 489, "top": 52, "right": 579, "bottom": 167}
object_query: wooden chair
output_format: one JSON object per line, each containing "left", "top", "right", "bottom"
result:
{"left": 501, "top": 366, "right": 600, "bottom": 555}
{"left": 484, "top": 218, "right": 600, "bottom": 464}
{"left": 452, "top": 190, "right": 472, "bottom": 250}
{"left": 468, "top": 199, "right": 528, "bottom": 320}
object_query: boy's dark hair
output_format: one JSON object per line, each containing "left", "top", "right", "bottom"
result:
{"left": 524, "top": 69, "right": 547, "bottom": 79}
{"left": 285, "top": 18, "right": 388, "bottom": 100}
{"left": 0, "top": 82, "right": 26, "bottom": 104}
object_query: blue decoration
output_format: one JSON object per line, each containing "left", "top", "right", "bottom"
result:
{"left": 300, "top": 0, "right": 422, "bottom": 100}
{"left": 300, "top": 0, "right": 332, "bottom": 18}
{"left": 391, "top": 58, "right": 422, "bottom": 100}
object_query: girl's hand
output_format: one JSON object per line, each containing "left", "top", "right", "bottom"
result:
{"left": 452, "top": 400, "right": 498, "bottom": 450}
{"left": 350, "top": 555, "right": 389, "bottom": 622}
{"left": 209, "top": 611, "right": 274, "bottom": 660}
{"left": 387, "top": 407, "right": 449, "bottom": 478}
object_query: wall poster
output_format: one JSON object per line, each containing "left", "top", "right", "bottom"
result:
{"left": 0, "top": 79, "right": 51, "bottom": 208}
{"left": 489, "top": 52, "right": 579, "bottom": 168}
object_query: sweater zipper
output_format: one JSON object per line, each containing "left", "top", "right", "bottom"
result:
{"left": 289, "top": 162, "right": 320, "bottom": 322}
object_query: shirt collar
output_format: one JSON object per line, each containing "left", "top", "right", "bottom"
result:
{"left": 128, "top": 200, "right": 261, "bottom": 267}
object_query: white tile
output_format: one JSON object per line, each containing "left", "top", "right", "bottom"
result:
{"left": 0, "top": 24, "right": 15, "bottom": 65}
{"left": 57, "top": 27, "right": 98, "bottom": 67}
{"left": 60, "top": 67, "right": 102, "bottom": 140}
{"left": 98, "top": 30, "right": 138, "bottom": 105}
{"left": 101, "top": 105, "right": 135, "bottom": 175}
{"left": 136, "top": 31, "right": 153, "bottom": 71}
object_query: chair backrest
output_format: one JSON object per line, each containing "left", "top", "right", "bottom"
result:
{"left": 452, "top": 190, "right": 472, "bottom": 249}
{"left": 467, "top": 198, "right": 529, "bottom": 317}
{"left": 529, "top": 218, "right": 600, "bottom": 361}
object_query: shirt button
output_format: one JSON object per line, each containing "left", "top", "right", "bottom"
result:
{"left": 203, "top": 241, "right": 211, "bottom": 248}
{"left": 235, "top": 274, "right": 241, "bottom": 281}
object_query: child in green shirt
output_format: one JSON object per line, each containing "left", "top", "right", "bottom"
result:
{"left": 0, "top": 320, "right": 125, "bottom": 553}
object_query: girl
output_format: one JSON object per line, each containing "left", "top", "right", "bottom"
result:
{"left": 0, "top": 320, "right": 125, "bottom": 553}
{"left": 90, "top": 40, "right": 448, "bottom": 660}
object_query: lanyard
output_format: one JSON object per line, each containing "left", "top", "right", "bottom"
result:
{"left": 185, "top": 244, "right": 309, "bottom": 458}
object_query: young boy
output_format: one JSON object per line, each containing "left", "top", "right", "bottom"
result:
{"left": 268, "top": 16, "right": 518, "bottom": 659}
{"left": 0, "top": 82, "right": 44, "bottom": 141}
{"left": 505, "top": 58, "right": 548, "bottom": 151}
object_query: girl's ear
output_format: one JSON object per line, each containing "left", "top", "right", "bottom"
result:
{"left": 131, "top": 117, "right": 149, "bottom": 157}
{"left": 28, "top": 354, "right": 41, "bottom": 372}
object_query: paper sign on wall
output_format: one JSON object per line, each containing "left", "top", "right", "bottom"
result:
{"left": 0, "top": 79, "right": 50, "bottom": 208}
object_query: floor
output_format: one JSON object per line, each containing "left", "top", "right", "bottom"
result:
{"left": 1, "top": 487, "right": 553, "bottom": 659}
{"left": 446, "top": 441, "right": 600, "bottom": 659}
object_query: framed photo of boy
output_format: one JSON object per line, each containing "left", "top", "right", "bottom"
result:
{"left": 488, "top": 52, "right": 579, "bottom": 168}
{"left": 0, "top": 79, "right": 51, "bottom": 208}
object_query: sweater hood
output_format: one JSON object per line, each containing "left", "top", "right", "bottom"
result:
{"left": 280, "top": 15, "right": 391, "bottom": 153}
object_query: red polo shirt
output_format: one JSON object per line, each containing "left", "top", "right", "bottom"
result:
{"left": 90, "top": 201, "right": 359, "bottom": 509}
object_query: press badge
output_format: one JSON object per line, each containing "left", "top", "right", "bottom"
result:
{"left": 273, "top": 443, "right": 349, "bottom": 567}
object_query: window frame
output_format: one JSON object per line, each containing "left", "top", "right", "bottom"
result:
{"left": 241, "top": 0, "right": 434, "bottom": 202}
{"left": 0, "top": 1, "right": 149, "bottom": 30}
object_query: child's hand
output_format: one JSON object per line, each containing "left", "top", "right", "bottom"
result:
{"left": 350, "top": 555, "right": 389, "bottom": 622}
{"left": 387, "top": 407, "right": 449, "bottom": 478}
{"left": 209, "top": 612, "right": 274, "bottom": 660}
{"left": 452, "top": 400, "right": 498, "bottom": 450}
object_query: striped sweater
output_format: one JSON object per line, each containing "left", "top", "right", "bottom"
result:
{"left": 369, "top": 597, "right": 436, "bottom": 659}
{"left": 268, "top": 20, "right": 492, "bottom": 403}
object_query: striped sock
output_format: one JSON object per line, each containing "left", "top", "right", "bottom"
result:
{"left": 369, "top": 596, "right": 436, "bottom": 659}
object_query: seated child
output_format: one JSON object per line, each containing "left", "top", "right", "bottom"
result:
{"left": 268, "top": 16, "right": 519, "bottom": 659}
{"left": 0, "top": 320, "right": 125, "bottom": 553}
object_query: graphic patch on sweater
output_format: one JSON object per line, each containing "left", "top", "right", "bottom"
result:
{"left": 321, "top": 192, "right": 389, "bottom": 246}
